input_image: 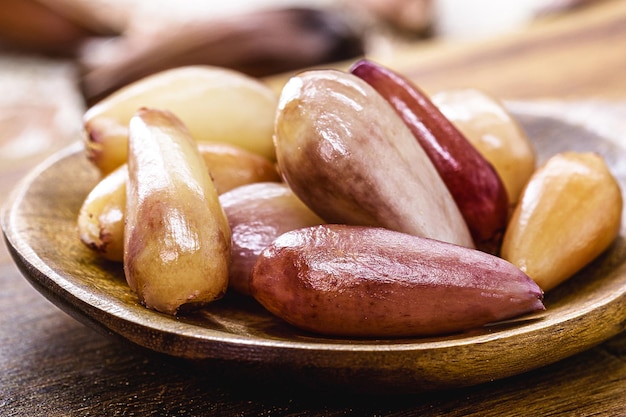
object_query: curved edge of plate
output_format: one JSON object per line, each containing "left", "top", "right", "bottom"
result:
{"left": 2, "top": 137, "right": 626, "bottom": 392}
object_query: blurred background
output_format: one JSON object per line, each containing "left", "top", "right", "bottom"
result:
{"left": 0, "top": 0, "right": 597, "bottom": 168}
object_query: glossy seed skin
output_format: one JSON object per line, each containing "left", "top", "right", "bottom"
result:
{"left": 351, "top": 60, "right": 509, "bottom": 253}
{"left": 251, "top": 224, "right": 544, "bottom": 337}
{"left": 501, "top": 152, "right": 623, "bottom": 292}
{"left": 274, "top": 69, "right": 474, "bottom": 249}
{"left": 84, "top": 66, "right": 278, "bottom": 175}
{"left": 431, "top": 88, "right": 536, "bottom": 208}
{"left": 77, "top": 142, "right": 277, "bottom": 263}
{"left": 124, "top": 108, "right": 231, "bottom": 314}
{"left": 219, "top": 182, "right": 324, "bottom": 295}
{"left": 77, "top": 164, "right": 127, "bottom": 262}
{"left": 197, "top": 142, "right": 280, "bottom": 194}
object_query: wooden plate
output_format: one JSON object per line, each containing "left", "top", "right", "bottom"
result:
{"left": 2, "top": 106, "right": 626, "bottom": 393}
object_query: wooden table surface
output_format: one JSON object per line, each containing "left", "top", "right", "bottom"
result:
{"left": 1, "top": 1, "right": 625, "bottom": 415}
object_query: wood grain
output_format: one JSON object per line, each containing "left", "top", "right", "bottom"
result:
{"left": 2, "top": 0, "right": 626, "bottom": 415}
{"left": 3, "top": 101, "right": 626, "bottom": 414}
{"left": 378, "top": 0, "right": 626, "bottom": 100}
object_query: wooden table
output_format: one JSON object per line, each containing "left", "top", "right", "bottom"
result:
{"left": 1, "top": 1, "right": 625, "bottom": 415}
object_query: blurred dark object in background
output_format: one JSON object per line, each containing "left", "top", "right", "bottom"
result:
{"left": 0, "top": 0, "right": 439, "bottom": 105}
{"left": 0, "top": 0, "right": 118, "bottom": 57}
{"left": 79, "top": 7, "right": 366, "bottom": 105}
{"left": 0, "top": 0, "right": 596, "bottom": 107}
{"left": 346, "top": 0, "right": 433, "bottom": 38}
